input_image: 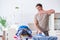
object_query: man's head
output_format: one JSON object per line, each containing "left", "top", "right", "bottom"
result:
{"left": 36, "top": 3, "right": 43, "bottom": 11}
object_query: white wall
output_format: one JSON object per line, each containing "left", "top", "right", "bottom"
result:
{"left": 0, "top": 0, "right": 60, "bottom": 26}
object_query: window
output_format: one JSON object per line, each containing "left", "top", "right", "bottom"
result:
{"left": 54, "top": 13, "right": 60, "bottom": 30}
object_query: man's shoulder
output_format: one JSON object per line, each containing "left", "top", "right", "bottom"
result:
{"left": 34, "top": 13, "right": 39, "bottom": 19}
{"left": 35, "top": 13, "right": 39, "bottom": 17}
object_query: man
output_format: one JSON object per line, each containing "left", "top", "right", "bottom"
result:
{"left": 34, "top": 3, "right": 55, "bottom": 36}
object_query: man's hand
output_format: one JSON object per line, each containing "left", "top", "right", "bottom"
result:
{"left": 49, "top": 9, "right": 55, "bottom": 13}
{"left": 37, "top": 29, "right": 42, "bottom": 34}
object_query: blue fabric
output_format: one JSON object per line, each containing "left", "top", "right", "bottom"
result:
{"left": 16, "top": 25, "right": 32, "bottom": 37}
{"left": 18, "top": 25, "right": 28, "bottom": 29}
{"left": 36, "top": 33, "right": 46, "bottom": 37}
{"left": 33, "top": 36, "right": 57, "bottom": 40}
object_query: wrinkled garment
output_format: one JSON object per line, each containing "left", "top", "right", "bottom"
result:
{"left": 16, "top": 25, "right": 32, "bottom": 37}
{"left": 33, "top": 36, "right": 57, "bottom": 40}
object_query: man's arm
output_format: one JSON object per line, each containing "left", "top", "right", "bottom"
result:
{"left": 34, "top": 17, "right": 42, "bottom": 33}
{"left": 46, "top": 9, "right": 55, "bottom": 15}
{"left": 39, "top": 9, "right": 55, "bottom": 15}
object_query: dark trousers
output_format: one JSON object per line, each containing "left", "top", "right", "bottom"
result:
{"left": 43, "top": 31, "right": 49, "bottom": 36}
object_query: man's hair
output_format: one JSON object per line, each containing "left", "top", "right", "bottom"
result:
{"left": 36, "top": 3, "right": 42, "bottom": 7}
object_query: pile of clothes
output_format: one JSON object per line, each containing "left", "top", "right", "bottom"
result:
{"left": 14, "top": 25, "right": 32, "bottom": 40}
